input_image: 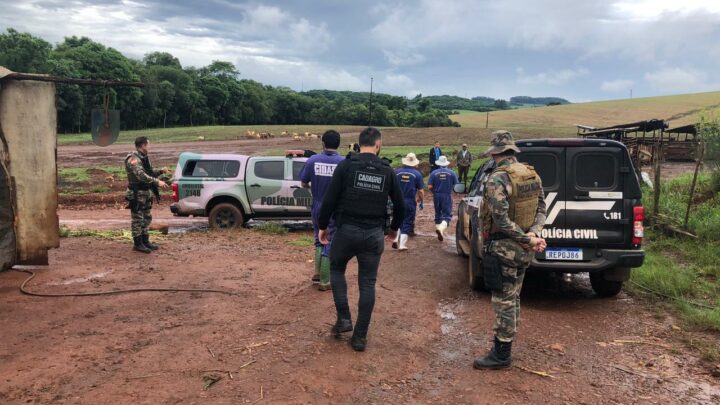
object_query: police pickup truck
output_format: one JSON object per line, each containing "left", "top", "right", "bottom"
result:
{"left": 169, "top": 150, "right": 312, "bottom": 228}
{"left": 454, "top": 138, "right": 645, "bottom": 297}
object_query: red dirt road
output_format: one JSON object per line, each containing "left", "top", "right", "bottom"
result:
{"left": 1, "top": 203, "right": 718, "bottom": 404}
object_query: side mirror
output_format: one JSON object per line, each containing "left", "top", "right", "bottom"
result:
{"left": 453, "top": 183, "right": 466, "bottom": 194}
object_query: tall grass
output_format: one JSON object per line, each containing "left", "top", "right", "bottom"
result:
{"left": 631, "top": 173, "right": 720, "bottom": 331}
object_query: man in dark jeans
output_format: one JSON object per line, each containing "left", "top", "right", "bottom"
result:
{"left": 318, "top": 127, "right": 405, "bottom": 352}
{"left": 429, "top": 141, "right": 442, "bottom": 171}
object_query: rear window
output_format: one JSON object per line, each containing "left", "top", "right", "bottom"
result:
{"left": 254, "top": 161, "right": 285, "bottom": 180}
{"left": 522, "top": 153, "right": 558, "bottom": 189}
{"left": 575, "top": 153, "right": 616, "bottom": 189}
{"left": 292, "top": 161, "right": 305, "bottom": 181}
{"left": 183, "top": 160, "right": 240, "bottom": 178}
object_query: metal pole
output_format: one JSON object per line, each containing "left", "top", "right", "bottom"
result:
{"left": 652, "top": 143, "right": 663, "bottom": 219}
{"left": 1, "top": 73, "right": 144, "bottom": 87}
{"left": 368, "top": 77, "right": 373, "bottom": 126}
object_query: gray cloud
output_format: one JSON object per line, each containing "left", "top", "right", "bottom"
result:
{"left": 1, "top": 0, "right": 719, "bottom": 100}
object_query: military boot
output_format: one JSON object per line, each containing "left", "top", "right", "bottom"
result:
{"left": 331, "top": 318, "right": 353, "bottom": 338}
{"left": 142, "top": 234, "right": 159, "bottom": 250}
{"left": 473, "top": 337, "right": 512, "bottom": 369}
{"left": 318, "top": 256, "right": 331, "bottom": 291}
{"left": 350, "top": 335, "right": 367, "bottom": 352}
{"left": 311, "top": 246, "right": 322, "bottom": 284}
{"left": 133, "top": 236, "right": 152, "bottom": 254}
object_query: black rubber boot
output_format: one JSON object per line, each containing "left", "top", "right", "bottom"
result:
{"left": 142, "top": 234, "right": 159, "bottom": 250}
{"left": 473, "top": 337, "right": 512, "bottom": 369}
{"left": 350, "top": 335, "right": 367, "bottom": 352}
{"left": 133, "top": 236, "right": 152, "bottom": 254}
{"left": 331, "top": 318, "right": 353, "bottom": 338}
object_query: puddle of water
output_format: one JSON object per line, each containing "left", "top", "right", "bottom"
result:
{"left": 169, "top": 223, "right": 208, "bottom": 234}
{"left": 244, "top": 219, "right": 313, "bottom": 232}
{"left": 438, "top": 308, "right": 457, "bottom": 320}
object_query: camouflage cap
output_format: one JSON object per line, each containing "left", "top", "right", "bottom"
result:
{"left": 483, "top": 130, "right": 521, "bottom": 156}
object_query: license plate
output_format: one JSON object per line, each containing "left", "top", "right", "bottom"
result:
{"left": 545, "top": 248, "right": 583, "bottom": 261}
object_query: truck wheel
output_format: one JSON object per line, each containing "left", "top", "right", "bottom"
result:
{"left": 589, "top": 271, "right": 623, "bottom": 297}
{"left": 456, "top": 209, "right": 468, "bottom": 257}
{"left": 469, "top": 222, "right": 485, "bottom": 291}
{"left": 209, "top": 203, "right": 244, "bottom": 229}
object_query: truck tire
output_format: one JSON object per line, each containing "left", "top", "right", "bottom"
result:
{"left": 209, "top": 203, "right": 244, "bottom": 229}
{"left": 456, "top": 208, "right": 468, "bottom": 257}
{"left": 469, "top": 221, "right": 485, "bottom": 291}
{"left": 590, "top": 270, "right": 623, "bottom": 297}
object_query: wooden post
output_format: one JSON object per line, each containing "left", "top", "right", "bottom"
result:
{"left": 683, "top": 143, "right": 705, "bottom": 228}
{"left": 652, "top": 143, "right": 663, "bottom": 219}
{"left": 485, "top": 112, "right": 489, "bottom": 128}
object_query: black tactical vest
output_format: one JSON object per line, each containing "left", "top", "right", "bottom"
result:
{"left": 336, "top": 155, "right": 391, "bottom": 223}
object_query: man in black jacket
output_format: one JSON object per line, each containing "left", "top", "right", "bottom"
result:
{"left": 318, "top": 127, "right": 405, "bottom": 352}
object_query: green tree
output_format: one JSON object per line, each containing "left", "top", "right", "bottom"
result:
{"left": 0, "top": 28, "right": 51, "bottom": 73}
{"left": 143, "top": 52, "right": 182, "bottom": 69}
{"left": 50, "top": 36, "right": 141, "bottom": 132}
{"left": 494, "top": 99, "right": 509, "bottom": 109}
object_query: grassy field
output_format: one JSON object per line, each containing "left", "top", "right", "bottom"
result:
{"left": 630, "top": 173, "right": 720, "bottom": 333}
{"left": 259, "top": 144, "right": 492, "bottom": 175}
{"left": 57, "top": 125, "right": 368, "bottom": 146}
{"left": 452, "top": 91, "right": 720, "bottom": 136}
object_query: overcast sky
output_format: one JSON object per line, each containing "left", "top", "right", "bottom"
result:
{"left": 2, "top": 0, "right": 720, "bottom": 102}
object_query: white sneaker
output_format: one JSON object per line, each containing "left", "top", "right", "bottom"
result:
{"left": 435, "top": 223, "right": 445, "bottom": 241}
{"left": 398, "top": 234, "right": 409, "bottom": 250}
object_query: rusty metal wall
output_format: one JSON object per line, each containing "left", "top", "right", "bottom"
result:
{"left": 0, "top": 80, "right": 59, "bottom": 266}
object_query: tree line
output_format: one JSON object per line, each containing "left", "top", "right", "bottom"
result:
{"left": 411, "top": 95, "right": 572, "bottom": 112}
{"left": 0, "top": 28, "right": 459, "bottom": 133}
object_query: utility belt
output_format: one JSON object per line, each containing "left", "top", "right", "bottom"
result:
{"left": 128, "top": 183, "right": 151, "bottom": 191}
{"left": 126, "top": 183, "right": 154, "bottom": 212}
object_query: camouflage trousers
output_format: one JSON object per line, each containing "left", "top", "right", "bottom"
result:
{"left": 128, "top": 190, "right": 153, "bottom": 237}
{"left": 487, "top": 238, "right": 533, "bottom": 343}
{"left": 491, "top": 264, "right": 526, "bottom": 343}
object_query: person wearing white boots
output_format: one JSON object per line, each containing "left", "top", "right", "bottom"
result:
{"left": 428, "top": 155, "right": 458, "bottom": 241}
{"left": 392, "top": 153, "right": 425, "bottom": 251}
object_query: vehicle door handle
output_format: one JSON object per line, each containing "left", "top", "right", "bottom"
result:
{"left": 290, "top": 185, "right": 301, "bottom": 189}
{"left": 574, "top": 195, "right": 591, "bottom": 201}
{"left": 250, "top": 184, "right": 261, "bottom": 187}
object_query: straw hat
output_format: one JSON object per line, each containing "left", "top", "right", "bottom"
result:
{"left": 401, "top": 152, "right": 420, "bottom": 167}
{"left": 435, "top": 155, "right": 450, "bottom": 167}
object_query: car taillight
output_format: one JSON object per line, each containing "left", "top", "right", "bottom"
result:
{"left": 172, "top": 183, "right": 179, "bottom": 203}
{"left": 632, "top": 206, "right": 644, "bottom": 246}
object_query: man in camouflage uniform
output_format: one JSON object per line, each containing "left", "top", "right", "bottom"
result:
{"left": 474, "top": 130, "right": 547, "bottom": 369}
{"left": 125, "top": 136, "right": 169, "bottom": 253}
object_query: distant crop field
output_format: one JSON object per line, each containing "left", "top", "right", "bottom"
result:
{"left": 57, "top": 125, "right": 368, "bottom": 146}
{"left": 452, "top": 91, "right": 720, "bottom": 136}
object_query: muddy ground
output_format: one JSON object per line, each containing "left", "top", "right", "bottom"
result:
{"left": 56, "top": 130, "right": 699, "bottom": 211}
{"left": 0, "top": 134, "right": 717, "bottom": 404}
{"left": 1, "top": 196, "right": 719, "bottom": 404}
